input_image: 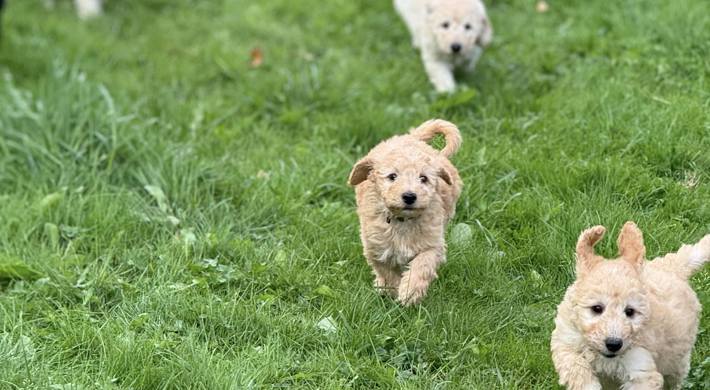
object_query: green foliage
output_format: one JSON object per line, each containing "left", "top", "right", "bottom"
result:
{"left": 0, "top": 255, "right": 42, "bottom": 283}
{"left": 0, "top": 0, "right": 708, "bottom": 388}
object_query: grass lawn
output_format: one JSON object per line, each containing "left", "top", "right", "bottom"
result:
{"left": 0, "top": 0, "right": 709, "bottom": 388}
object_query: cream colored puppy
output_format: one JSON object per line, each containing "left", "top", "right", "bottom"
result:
{"left": 348, "top": 119, "right": 463, "bottom": 305}
{"left": 551, "top": 222, "right": 710, "bottom": 389}
{"left": 75, "top": 0, "right": 102, "bottom": 19}
{"left": 45, "top": 0, "right": 103, "bottom": 19}
{"left": 394, "top": 0, "right": 492, "bottom": 93}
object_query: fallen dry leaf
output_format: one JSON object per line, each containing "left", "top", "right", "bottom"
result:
{"left": 536, "top": 1, "right": 549, "bottom": 13}
{"left": 250, "top": 47, "right": 263, "bottom": 68}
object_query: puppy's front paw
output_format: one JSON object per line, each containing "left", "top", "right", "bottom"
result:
{"left": 622, "top": 377, "right": 663, "bottom": 390}
{"left": 397, "top": 274, "right": 429, "bottom": 306}
{"left": 374, "top": 277, "right": 398, "bottom": 298}
{"left": 433, "top": 79, "right": 456, "bottom": 94}
{"left": 561, "top": 377, "right": 602, "bottom": 390}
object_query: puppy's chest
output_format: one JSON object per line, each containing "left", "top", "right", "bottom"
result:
{"left": 592, "top": 358, "right": 630, "bottom": 385}
{"left": 450, "top": 53, "right": 470, "bottom": 67}
{"left": 371, "top": 223, "right": 428, "bottom": 266}
{"left": 428, "top": 45, "right": 478, "bottom": 68}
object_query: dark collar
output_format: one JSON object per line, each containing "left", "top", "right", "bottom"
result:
{"left": 384, "top": 211, "right": 417, "bottom": 224}
{"left": 386, "top": 215, "right": 404, "bottom": 224}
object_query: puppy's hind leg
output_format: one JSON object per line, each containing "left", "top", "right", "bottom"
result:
{"left": 664, "top": 376, "right": 684, "bottom": 390}
{"left": 398, "top": 249, "right": 443, "bottom": 306}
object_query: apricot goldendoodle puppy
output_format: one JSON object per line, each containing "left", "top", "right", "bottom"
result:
{"left": 551, "top": 222, "right": 710, "bottom": 389}
{"left": 348, "top": 119, "right": 463, "bottom": 306}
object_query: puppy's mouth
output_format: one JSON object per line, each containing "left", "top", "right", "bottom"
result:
{"left": 602, "top": 353, "right": 617, "bottom": 358}
{"left": 388, "top": 205, "right": 422, "bottom": 217}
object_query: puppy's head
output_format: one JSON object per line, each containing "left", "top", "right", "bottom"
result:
{"left": 426, "top": 0, "right": 492, "bottom": 56}
{"left": 349, "top": 142, "right": 452, "bottom": 218}
{"left": 570, "top": 222, "right": 650, "bottom": 359}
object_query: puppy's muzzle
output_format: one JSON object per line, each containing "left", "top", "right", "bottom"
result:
{"left": 450, "top": 43, "right": 462, "bottom": 53}
{"left": 402, "top": 192, "right": 417, "bottom": 206}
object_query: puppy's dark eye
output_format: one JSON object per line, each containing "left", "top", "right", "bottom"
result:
{"left": 419, "top": 175, "right": 428, "bottom": 183}
{"left": 387, "top": 173, "right": 397, "bottom": 181}
{"left": 624, "top": 308, "right": 635, "bottom": 317}
{"left": 591, "top": 305, "right": 604, "bottom": 314}
{"left": 464, "top": 23, "right": 472, "bottom": 30}
{"left": 441, "top": 22, "right": 450, "bottom": 29}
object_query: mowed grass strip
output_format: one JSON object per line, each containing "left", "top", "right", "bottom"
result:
{"left": 0, "top": 0, "right": 708, "bottom": 388}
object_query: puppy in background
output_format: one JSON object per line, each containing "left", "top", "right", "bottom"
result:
{"left": 75, "top": 0, "right": 102, "bottom": 19}
{"left": 45, "top": 0, "right": 103, "bottom": 19}
{"left": 394, "top": 0, "right": 492, "bottom": 93}
{"left": 348, "top": 119, "right": 463, "bottom": 306}
{"left": 551, "top": 222, "right": 710, "bottom": 389}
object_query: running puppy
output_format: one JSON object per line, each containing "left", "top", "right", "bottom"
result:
{"left": 45, "top": 0, "right": 103, "bottom": 19}
{"left": 75, "top": 0, "right": 102, "bottom": 19}
{"left": 551, "top": 222, "right": 710, "bottom": 389}
{"left": 348, "top": 119, "right": 463, "bottom": 306}
{"left": 394, "top": 0, "right": 492, "bottom": 93}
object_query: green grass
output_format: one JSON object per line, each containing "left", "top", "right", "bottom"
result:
{"left": 0, "top": 0, "right": 709, "bottom": 388}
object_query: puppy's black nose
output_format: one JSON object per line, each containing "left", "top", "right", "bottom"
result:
{"left": 402, "top": 192, "right": 417, "bottom": 205}
{"left": 605, "top": 338, "right": 623, "bottom": 352}
{"left": 451, "top": 43, "right": 462, "bottom": 53}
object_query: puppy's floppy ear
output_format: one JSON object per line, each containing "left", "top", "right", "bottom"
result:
{"left": 617, "top": 221, "right": 646, "bottom": 268}
{"left": 575, "top": 225, "right": 605, "bottom": 276}
{"left": 437, "top": 166, "right": 453, "bottom": 185}
{"left": 348, "top": 157, "right": 373, "bottom": 186}
{"left": 476, "top": 17, "right": 493, "bottom": 47}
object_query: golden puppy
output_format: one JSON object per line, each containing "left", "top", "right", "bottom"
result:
{"left": 348, "top": 119, "right": 463, "bottom": 305}
{"left": 551, "top": 222, "right": 710, "bottom": 389}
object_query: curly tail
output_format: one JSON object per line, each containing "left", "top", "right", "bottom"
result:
{"left": 653, "top": 234, "right": 710, "bottom": 280}
{"left": 409, "top": 119, "right": 462, "bottom": 158}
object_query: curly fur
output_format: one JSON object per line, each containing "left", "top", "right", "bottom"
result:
{"left": 348, "top": 119, "right": 463, "bottom": 305}
{"left": 551, "top": 222, "right": 710, "bottom": 389}
{"left": 394, "top": 0, "right": 492, "bottom": 92}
